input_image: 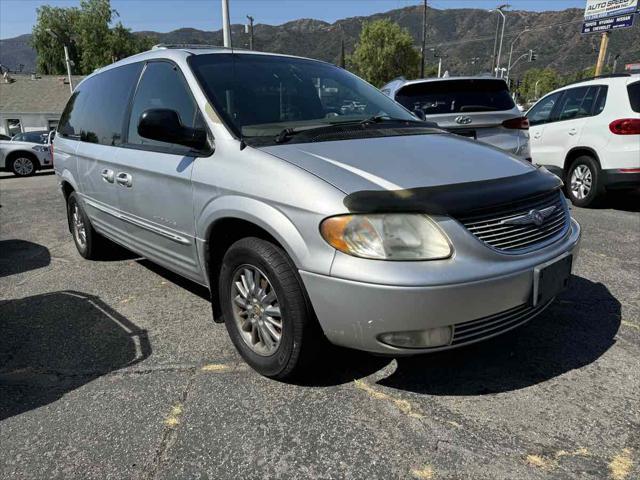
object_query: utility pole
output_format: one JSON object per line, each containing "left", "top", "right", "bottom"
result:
{"left": 339, "top": 38, "right": 346, "bottom": 69}
{"left": 46, "top": 28, "right": 73, "bottom": 93}
{"left": 246, "top": 15, "right": 254, "bottom": 50}
{"left": 420, "top": 0, "right": 427, "bottom": 78}
{"left": 612, "top": 53, "right": 620, "bottom": 73}
{"left": 506, "top": 27, "right": 529, "bottom": 83}
{"left": 221, "top": 0, "right": 231, "bottom": 48}
{"left": 595, "top": 32, "right": 610, "bottom": 76}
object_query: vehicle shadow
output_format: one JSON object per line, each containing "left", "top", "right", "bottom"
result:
{"left": 0, "top": 291, "right": 151, "bottom": 421}
{"left": 377, "top": 275, "right": 620, "bottom": 395}
{"left": 137, "top": 258, "right": 210, "bottom": 301}
{"left": 297, "top": 275, "right": 619, "bottom": 390}
{"left": 600, "top": 189, "right": 640, "bottom": 213}
{"left": 0, "top": 239, "right": 51, "bottom": 278}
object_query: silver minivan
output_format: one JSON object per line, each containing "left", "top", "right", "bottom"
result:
{"left": 381, "top": 77, "right": 532, "bottom": 161}
{"left": 54, "top": 46, "right": 580, "bottom": 379}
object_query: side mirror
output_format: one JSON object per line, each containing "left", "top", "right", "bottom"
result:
{"left": 413, "top": 108, "right": 426, "bottom": 121}
{"left": 138, "top": 109, "right": 208, "bottom": 151}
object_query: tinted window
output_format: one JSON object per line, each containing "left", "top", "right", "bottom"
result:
{"left": 593, "top": 86, "right": 608, "bottom": 114}
{"left": 127, "top": 61, "right": 203, "bottom": 151}
{"left": 527, "top": 91, "right": 562, "bottom": 126}
{"left": 628, "top": 82, "right": 640, "bottom": 113}
{"left": 396, "top": 79, "right": 515, "bottom": 115}
{"left": 557, "top": 86, "right": 591, "bottom": 121}
{"left": 188, "top": 53, "right": 414, "bottom": 138}
{"left": 58, "top": 63, "right": 143, "bottom": 145}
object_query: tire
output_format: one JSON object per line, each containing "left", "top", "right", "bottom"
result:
{"left": 218, "top": 237, "right": 321, "bottom": 380}
{"left": 565, "top": 155, "right": 603, "bottom": 208}
{"left": 10, "top": 154, "right": 38, "bottom": 177}
{"left": 66, "top": 192, "right": 106, "bottom": 259}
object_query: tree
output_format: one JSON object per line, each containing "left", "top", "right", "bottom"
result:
{"left": 519, "top": 67, "right": 561, "bottom": 101}
{"left": 349, "top": 19, "right": 420, "bottom": 87}
{"left": 31, "top": 5, "right": 81, "bottom": 75}
{"left": 31, "top": 0, "right": 154, "bottom": 75}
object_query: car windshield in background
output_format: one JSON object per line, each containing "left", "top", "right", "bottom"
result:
{"left": 396, "top": 79, "right": 515, "bottom": 115}
{"left": 188, "top": 53, "right": 423, "bottom": 143}
{"left": 12, "top": 131, "right": 48, "bottom": 144}
{"left": 628, "top": 81, "right": 640, "bottom": 113}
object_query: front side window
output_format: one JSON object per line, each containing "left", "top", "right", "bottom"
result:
{"left": 127, "top": 61, "right": 203, "bottom": 152}
{"left": 15, "top": 131, "right": 47, "bottom": 144}
{"left": 188, "top": 53, "right": 418, "bottom": 144}
{"left": 395, "top": 79, "right": 516, "bottom": 115}
{"left": 527, "top": 91, "right": 562, "bottom": 126}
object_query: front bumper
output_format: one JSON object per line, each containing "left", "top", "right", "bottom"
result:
{"left": 300, "top": 218, "right": 581, "bottom": 355}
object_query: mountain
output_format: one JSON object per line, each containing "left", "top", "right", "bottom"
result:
{"left": 1, "top": 5, "right": 639, "bottom": 78}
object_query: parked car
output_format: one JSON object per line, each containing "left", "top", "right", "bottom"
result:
{"left": 0, "top": 130, "right": 54, "bottom": 176}
{"left": 381, "top": 77, "right": 531, "bottom": 160}
{"left": 526, "top": 73, "right": 640, "bottom": 207}
{"left": 54, "top": 47, "right": 580, "bottom": 379}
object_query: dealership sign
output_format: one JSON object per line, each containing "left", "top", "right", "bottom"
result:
{"left": 582, "top": 0, "right": 638, "bottom": 33}
{"left": 582, "top": 12, "right": 636, "bottom": 32}
{"left": 584, "top": 0, "right": 638, "bottom": 20}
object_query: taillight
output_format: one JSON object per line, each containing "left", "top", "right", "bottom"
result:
{"left": 502, "top": 117, "right": 529, "bottom": 130}
{"left": 609, "top": 118, "right": 640, "bottom": 135}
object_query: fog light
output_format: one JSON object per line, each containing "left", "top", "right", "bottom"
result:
{"left": 378, "top": 326, "right": 452, "bottom": 349}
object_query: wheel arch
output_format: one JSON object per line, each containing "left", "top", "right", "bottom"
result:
{"left": 5, "top": 150, "right": 40, "bottom": 170}
{"left": 196, "top": 197, "right": 311, "bottom": 321}
{"left": 564, "top": 147, "right": 601, "bottom": 173}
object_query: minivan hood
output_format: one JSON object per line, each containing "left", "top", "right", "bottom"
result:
{"left": 260, "top": 133, "right": 535, "bottom": 194}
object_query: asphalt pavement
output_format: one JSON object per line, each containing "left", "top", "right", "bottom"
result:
{"left": 1, "top": 171, "right": 638, "bottom": 480}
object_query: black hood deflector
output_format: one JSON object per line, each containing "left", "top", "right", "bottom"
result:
{"left": 343, "top": 168, "right": 563, "bottom": 216}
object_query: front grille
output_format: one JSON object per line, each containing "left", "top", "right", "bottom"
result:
{"left": 451, "top": 301, "right": 551, "bottom": 346}
{"left": 458, "top": 190, "right": 569, "bottom": 253}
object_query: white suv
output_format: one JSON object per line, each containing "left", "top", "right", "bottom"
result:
{"left": 527, "top": 74, "right": 640, "bottom": 207}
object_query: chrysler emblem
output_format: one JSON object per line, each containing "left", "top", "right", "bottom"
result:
{"left": 502, "top": 206, "right": 556, "bottom": 227}
{"left": 455, "top": 115, "right": 472, "bottom": 125}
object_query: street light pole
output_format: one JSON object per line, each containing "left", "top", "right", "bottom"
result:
{"left": 246, "top": 15, "right": 254, "bottom": 50}
{"left": 495, "top": 9, "right": 507, "bottom": 77}
{"left": 420, "top": 0, "right": 427, "bottom": 78}
{"left": 221, "top": 0, "right": 231, "bottom": 48}
{"left": 534, "top": 79, "right": 542, "bottom": 99}
{"left": 506, "top": 27, "right": 529, "bottom": 82}
{"left": 46, "top": 28, "right": 73, "bottom": 93}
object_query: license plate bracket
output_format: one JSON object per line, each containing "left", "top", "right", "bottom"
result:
{"left": 532, "top": 254, "right": 572, "bottom": 306}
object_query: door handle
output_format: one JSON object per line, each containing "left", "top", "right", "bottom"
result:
{"left": 116, "top": 172, "right": 133, "bottom": 187}
{"left": 101, "top": 169, "right": 114, "bottom": 183}
{"left": 568, "top": 128, "right": 578, "bottom": 136}
{"left": 533, "top": 132, "right": 542, "bottom": 139}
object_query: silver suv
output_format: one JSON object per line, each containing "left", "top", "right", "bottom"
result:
{"left": 381, "top": 77, "right": 531, "bottom": 161}
{"left": 54, "top": 47, "right": 580, "bottom": 379}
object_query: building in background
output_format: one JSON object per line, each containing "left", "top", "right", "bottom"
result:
{"left": 0, "top": 74, "right": 83, "bottom": 137}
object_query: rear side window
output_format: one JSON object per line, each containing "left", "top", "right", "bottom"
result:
{"left": 126, "top": 61, "right": 203, "bottom": 152}
{"left": 395, "top": 79, "right": 515, "bottom": 115}
{"left": 58, "top": 63, "right": 143, "bottom": 145}
{"left": 628, "top": 82, "right": 640, "bottom": 113}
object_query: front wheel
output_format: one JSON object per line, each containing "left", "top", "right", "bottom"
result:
{"left": 218, "top": 237, "right": 321, "bottom": 380}
{"left": 566, "top": 155, "right": 603, "bottom": 208}
{"left": 11, "top": 155, "right": 37, "bottom": 177}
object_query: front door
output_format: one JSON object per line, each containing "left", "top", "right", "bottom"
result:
{"left": 116, "top": 60, "right": 210, "bottom": 283}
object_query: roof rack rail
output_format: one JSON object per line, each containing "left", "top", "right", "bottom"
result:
{"left": 564, "top": 73, "right": 631, "bottom": 87}
{"left": 152, "top": 43, "right": 243, "bottom": 51}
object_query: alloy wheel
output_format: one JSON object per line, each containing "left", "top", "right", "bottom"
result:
{"left": 230, "top": 265, "right": 283, "bottom": 356}
{"left": 570, "top": 164, "right": 592, "bottom": 200}
{"left": 14, "top": 157, "right": 34, "bottom": 176}
{"left": 72, "top": 204, "right": 87, "bottom": 249}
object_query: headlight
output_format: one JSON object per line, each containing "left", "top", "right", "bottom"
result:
{"left": 32, "top": 145, "right": 49, "bottom": 152}
{"left": 320, "top": 214, "right": 452, "bottom": 260}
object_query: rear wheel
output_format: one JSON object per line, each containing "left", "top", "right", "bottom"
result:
{"left": 566, "top": 155, "right": 602, "bottom": 208}
{"left": 10, "top": 155, "right": 38, "bottom": 177}
{"left": 218, "top": 237, "right": 321, "bottom": 380}
{"left": 66, "top": 192, "right": 107, "bottom": 259}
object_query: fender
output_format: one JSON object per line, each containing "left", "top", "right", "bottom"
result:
{"left": 195, "top": 195, "right": 312, "bottom": 284}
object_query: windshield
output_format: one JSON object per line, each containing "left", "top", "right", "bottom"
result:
{"left": 396, "top": 79, "right": 515, "bottom": 115}
{"left": 12, "top": 131, "right": 48, "bottom": 144}
{"left": 188, "top": 53, "right": 416, "bottom": 139}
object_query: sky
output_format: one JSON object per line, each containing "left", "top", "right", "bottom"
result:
{"left": 0, "top": 0, "right": 588, "bottom": 40}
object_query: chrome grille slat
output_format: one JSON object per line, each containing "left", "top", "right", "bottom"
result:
{"left": 458, "top": 190, "right": 569, "bottom": 254}
{"left": 451, "top": 301, "right": 551, "bottom": 345}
